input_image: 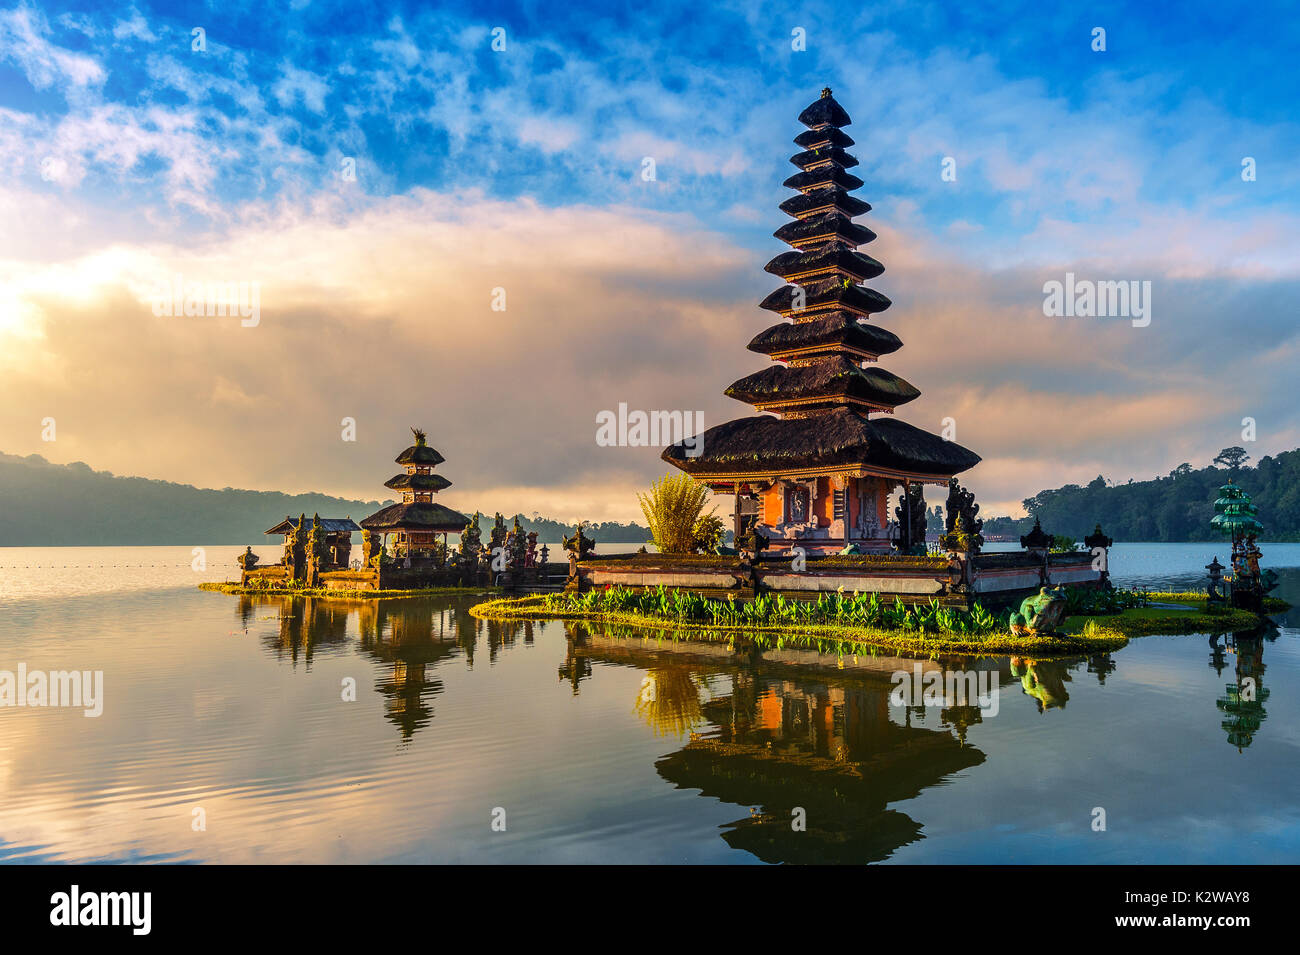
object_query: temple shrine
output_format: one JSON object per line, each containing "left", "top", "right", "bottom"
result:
{"left": 361, "top": 428, "right": 470, "bottom": 564}
{"left": 664, "top": 89, "right": 980, "bottom": 554}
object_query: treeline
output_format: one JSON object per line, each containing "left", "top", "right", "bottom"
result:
{"left": 480, "top": 514, "right": 651, "bottom": 543}
{"left": 0, "top": 452, "right": 650, "bottom": 546}
{"left": 985, "top": 447, "right": 1300, "bottom": 542}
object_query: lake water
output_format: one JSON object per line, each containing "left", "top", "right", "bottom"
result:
{"left": 1, "top": 543, "right": 1297, "bottom": 863}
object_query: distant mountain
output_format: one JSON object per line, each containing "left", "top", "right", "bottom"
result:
{"left": 983, "top": 447, "right": 1300, "bottom": 542}
{"left": 0, "top": 453, "right": 651, "bottom": 546}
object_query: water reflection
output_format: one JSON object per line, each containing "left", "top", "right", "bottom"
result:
{"left": 1009, "top": 657, "right": 1072, "bottom": 711}
{"left": 1214, "top": 632, "right": 1271, "bottom": 751}
{"left": 555, "top": 622, "right": 1005, "bottom": 863}
{"left": 215, "top": 592, "right": 1288, "bottom": 862}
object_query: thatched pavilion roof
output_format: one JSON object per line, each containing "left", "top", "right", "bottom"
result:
{"left": 662, "top": 408, "right": 980, "bottom": 479}
{"left": 789, "top": 146, "right": 859, "bottom": 170}
{"left": 773, "top": 212, "right": 875, "bottom": 248}
{"left": 782, "top": 166, "right": 864, "bottom": 192}
{"left": 383, "top": 472, "right": 453, "bottom": 492}
{"left": 726, "top": 357, "right": 920, "bottom": 409}
{"left": 359, "top": 502, "right": 469, "bottom": 533}
{"left": 793, "top": 126, "right": 854, "bottom": 149}
{"left": 759, "top": 280, "right": 892, "bottom": 317}
{"left": 779, "top": 186, "right": 870, "bottom": 218}
{"left": 748, "top": 314, "right": 902, "bottom": 359}
{"left": 764, "top": 245, "right": 884, "bottom": 282}
{"left": 395, "top": 444, "right": 445, "bottom": 466}
{"left": 797, "top": 89, "right": 852, "bottom": 129}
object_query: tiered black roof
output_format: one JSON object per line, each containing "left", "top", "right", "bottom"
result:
{"left": 360, "top": 501, "right": 468, "bottom": 533}
{"left": 758, "top": 281, "right": 891, "bottom": 317}
{"left": 384, "top": 472, "right": 453, "bottom": 492}
{"left": 748, "top": 313, "right": 902, "bottom": 361}
{"left": 662, "top": 89, "right": 979, "bottom": 481}
{"left": 360, "top": 429, "right": 469, "bottom": 533}
{"left": 726, "top": 357, "right": 920, "bottom": 411}
{"left": 664, "top": 409, "right": 981, "bottom": 477}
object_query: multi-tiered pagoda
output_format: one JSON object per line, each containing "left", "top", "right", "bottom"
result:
{"left": 664, "top": 89, "right": 980, "bottom": 554}
{"left": 361, "top": 428, "right": 469, "bottom": 560}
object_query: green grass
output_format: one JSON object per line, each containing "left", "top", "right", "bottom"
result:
{"left": 471, "top": 581, "right": 1279, "bottom": 655}
{"left": 1144, "top": 589, "right": 1290, "bottom": 612}
{"left": 469, "top": 590, "right": 1128, "bottom": 657}
{"left": 1061, "top": 602, "right": 1265, "bottom": 637}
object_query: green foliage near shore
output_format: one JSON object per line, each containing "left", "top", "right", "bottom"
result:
{"left": 982, "top": 447, "right": 1300, "bottom": 541}
{"left": 469, "top": 588, "right": 1129, "bottom": 656}
{"left": 471, "top": 581, "right": 1279, "bottom": 655}
{"left": 1063, "top": 586, "right": 1150, "bottom": 615}
{"left": 559, "top": 585, "right": 1010, "bottom": 635}
{"left": 1062, "top": 604, "right": 1264, "bottom": 637}
{"left": 637, "top": 473, "right": 720, "bottom": 554}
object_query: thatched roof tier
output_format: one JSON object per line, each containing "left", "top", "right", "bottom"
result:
{"left": 748, "top": 314, "right": 902, "bottom": 360}
{"left": 789, "top": 146, "right": 858, "bottom": 170}
{"left": 265, "top": 517, "right": 360, "bottom": 535}
{"left": 383, "top": 472, "right": 452, "bottom": 492}
{"left": 662, "top": 408, "right": 980, "bottom": 479}
{"left": 798, "top": 89, "right": 852, "bottom": 129}
{"left": 774, "top": 212, "right": 875, "bottom": 249}
{"left": 360, "top": 501, "right": 469, "bottom": 533}
{"left": 660, "top": 90, "right": 982, "bottom": 495}
{"left": 779, "top": 187, "right": 870, "bottom": 219}
{"left": 395, "top": 444, "right": 445, "bottom": 466}
{"left": 764, "top": 246, "right": 884, "bottom": 283}
{"left": 783, "top": 166, "right": 864, "bottom": 193}
{"left": 793, "top": 126, "right": 854, "bottom": 149}
{"left": 759, "top": 281, "right": 892, "bottom": 317}
{"left": 726, "top": 357, "right": 920, "bottom": 411}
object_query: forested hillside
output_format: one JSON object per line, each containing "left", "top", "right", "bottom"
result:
{"left": 984, "top": 447, "right": 1300, "bottom": 542}
{"left": 0, "top": 452, "right": 650, "bottom": 545}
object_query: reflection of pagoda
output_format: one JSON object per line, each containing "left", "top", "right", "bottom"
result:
{"left": 656, "top": 673, "right": 984, "bottom": 863}
{"left": 1216, "top": 634, "right": 1270, "bottom": 751}
{"left": 359, "top": 600, "right": 459, "bottom": 740}
{"left": 568, "top": 631, "right": 985, "bottom": 863}
{"left": 239, "top": 594, "right": 352, "bottom": 665}
{"left": 664, "top": 89, "right": 980, "bottom": 553}
{"left": 231, "top": 593, "right": 492, "bottom": 741}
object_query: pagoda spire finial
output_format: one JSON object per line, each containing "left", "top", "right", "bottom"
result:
{"left": 411, "top": 426, "right": 427, "bottom": 447}
{"left": 821, "top": 86, "right": 832, "bottom": 98}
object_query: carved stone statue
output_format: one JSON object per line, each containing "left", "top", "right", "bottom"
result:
{"left": 1009, "top": 586, "right": 1068, "bottom": 636}
{"left": 894, "top": 484, "right": 927, "bottom": 553}
{"left": 563, "top": 522, "right": 596, "bottom": 560}
{"left": 940, "top": 479, "right": 984, "bottom": 554}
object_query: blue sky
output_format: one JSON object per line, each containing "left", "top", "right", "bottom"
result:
{"left": 1, "top": 0, "right": 1298, "bottom": 520}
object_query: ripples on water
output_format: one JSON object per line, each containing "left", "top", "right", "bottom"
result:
{"left": 0, "top": 544, "right": 1297, "bottom": 863}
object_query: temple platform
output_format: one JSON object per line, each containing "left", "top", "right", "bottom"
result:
{"left": 571, "top": 550, "right": 1104, "bottom": 610}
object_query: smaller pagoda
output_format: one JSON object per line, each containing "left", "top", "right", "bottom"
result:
{"left": 361, "top": 429, "right": 469, "bottom": 564}
{"left": 1211, "top": 479, "right": 1270, "bottom": 612}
